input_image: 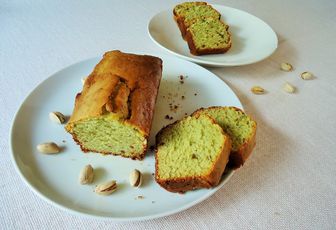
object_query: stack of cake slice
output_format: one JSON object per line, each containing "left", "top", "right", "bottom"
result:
{"left": 173, "top": 2, "right": 232, "bottom": 55}
{"left": 155, "top": 106, "right": 256, "bottom": 193}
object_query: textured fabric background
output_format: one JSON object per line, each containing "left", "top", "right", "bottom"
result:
{"left": 1, "top": 0, "right": 336, "bottom": 229}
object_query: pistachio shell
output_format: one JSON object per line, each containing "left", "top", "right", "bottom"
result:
{"left": 129, "top": 169, "right": 142, "bottom": 188}
{"left": 95, "top": 180, "right": 117, "bottom": 195}
{"left": 37, "top": 142, "right": 60, "bottom": 154}
{"left": 79, "top": 164, "right": 94, "bottom": 184}
{"left": 300, "top": 71, "right": 314, "bottom": 80}
{"left": 49, "top": 112, "right": 66, "bottom": 124}
{"left": 280, "top": 62, "right": 293, "bottom": 71}
{"left": 283, "top": 82, "right": 296, "bottom": 93}
{"left": 251, "top": 86, "right": 265, "bottom": 95}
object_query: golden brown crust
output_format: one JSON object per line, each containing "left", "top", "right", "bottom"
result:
{"left": 174, "top": 15, "right": 188, "bottom": 39}
{"left": 67, "top": 50, "right": 162, "bottom": 136}
{"left": 155, "top": 114, "right": 231, "bottom": 193}
{"left": 65, "top": 50, "right": 162, "bottom": 159}
{"left": 193, "top": 106, "right": 257, "bottom": 169}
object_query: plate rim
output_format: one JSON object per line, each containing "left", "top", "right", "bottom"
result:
{"left": 148, "top": 4, "right": 278, "bottom": 67}
{"left": 9, "top": 55, "right": 239, "bottom": 221}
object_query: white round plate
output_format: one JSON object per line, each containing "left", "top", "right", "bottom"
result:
{"left": 10, "top": 54, "right": 242, "bottom": 221}
{"left": 148, "top": 5, "right": 278, "bottom": 67}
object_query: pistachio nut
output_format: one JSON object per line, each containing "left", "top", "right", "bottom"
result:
{"left": 37, "top": 142, "right": 60, "bottom": 154}
{"left": 283, "top": 82, "right": 296, "bottom": 93}
{"left": 251, "top": 86, "right": 265, "bottom": 95}
{"left": 300, "top": 71, "right": 314, "bottom": 80}
{"left": 129, "top": 169, "right": 143, "bottom": 188}
{"left": 79, "top": 164, "right": 94, "bottom": 184}
{"left": 280, "top": 62, "right": 293, "bottom": 71}
{"left": 49, "top": 112, "right": 66, "bottom": 124}
{"left": 95, "top": 180, "right": 117, "bottom": 195}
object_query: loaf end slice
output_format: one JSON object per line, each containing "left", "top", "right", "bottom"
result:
{"left": 155, "top": 114, "right": 231, "bottom": 193}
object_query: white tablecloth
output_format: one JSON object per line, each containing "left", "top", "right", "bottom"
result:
{"left": 1, "top": 0, "right": 335, "bottom": 229}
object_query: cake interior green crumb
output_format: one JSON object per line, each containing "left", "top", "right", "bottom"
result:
{"left": 198, "top": 108, "right": 255, "bottom": 151}
{"left": 72, "top": 115, "right": 145, "bottom": 157}
{"left": 175, "top": 4, "right": 220, "bottom": 26}
{"left": 157, "top": 115, "right": 225, "bottom": 179}
{"left": 189, "top": 18, "right": 230, "bottom": 49}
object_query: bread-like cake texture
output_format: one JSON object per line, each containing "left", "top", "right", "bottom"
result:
{"left": 65, "top": 50, "right": 162, "bottom": 160}
{"left": 193, "top": 107, "right": 257, "bottom": 168}
{"left": 155, "top": 114, "right": 231, "bottom": 193}
{"left": 173, "top": 2, "right": 220, "bottom": 38}
{"left": 185, "top": 17, "right": 232, "bottom": 55}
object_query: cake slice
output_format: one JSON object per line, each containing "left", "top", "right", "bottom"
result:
{"left": 193, "top": 107, "right": 257, "bottom": 168}
{"left": 65, "top": 50, "right": 162, "bottom": 160}
{"left": 185, "top": 17, "right": 232, "bottom": 55}
{"left": 155, "top": 114, "right": 232, "bottom": 193}
{"left": 173, "top": 2, "right": 221, "bottom": 38}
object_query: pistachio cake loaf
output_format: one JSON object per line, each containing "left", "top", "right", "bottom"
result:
{"left": 173, "top": 2, "right": 220, "bottom": 38}
{"left": 155, "top": 114, "right": 231, "bottom": 193}
{"left": 185, "top": 17, "right": 232, "bottom": 55}
{"left": 65, "top": 50, "right": 162, "bottom": 160}
{"left": 193, "top": 107, "right": 257, "bottom": 168}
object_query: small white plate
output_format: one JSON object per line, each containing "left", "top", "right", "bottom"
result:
{"left": 10, "top": 54, "right": 242, "bottom": 221}
{"left": 148, "top": 5, "right": 278, "bottom": 67}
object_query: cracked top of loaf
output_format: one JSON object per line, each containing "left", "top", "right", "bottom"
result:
{"left": 66, "top": 50, "right": 163, "bottom": 136}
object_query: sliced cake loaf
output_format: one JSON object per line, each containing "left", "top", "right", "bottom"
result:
{"left": 65, "top": 50, "right": 162, "bottom": 160}
{"left": 173, "top": 2, "right": 221, "bottom": 38}
{"left": 155, "top": 114, "right": 232, "bottom": 193}
{"left": 185, "top": 17, "right": 232, "bottom": 55}
{"left": 193, "top": 107, "right": 257, "bottom": 168}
